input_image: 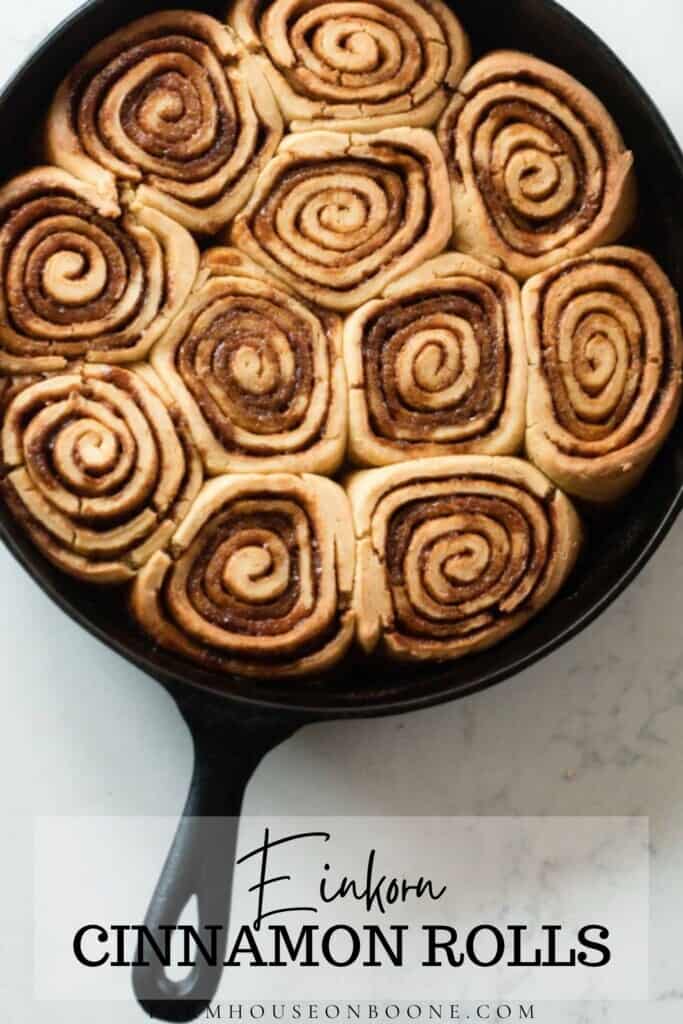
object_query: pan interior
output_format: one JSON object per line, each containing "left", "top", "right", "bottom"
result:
{"left": 2, "top": 0, "right": 683, "bottom": 716}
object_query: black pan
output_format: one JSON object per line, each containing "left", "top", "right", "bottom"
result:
{"left": 2, "top": 0, "right": 683, "bottom": 1019}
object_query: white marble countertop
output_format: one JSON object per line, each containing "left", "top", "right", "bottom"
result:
{"left": 2, "top": 2, "right": 683, "bottom": 1021}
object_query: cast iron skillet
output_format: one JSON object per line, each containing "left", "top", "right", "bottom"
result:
{"left": 2, "top": 0, "right": 683, "bottom": 1018}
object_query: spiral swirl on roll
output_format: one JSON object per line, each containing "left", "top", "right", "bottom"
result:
{"left": 153, "top": 248, "right": 347, "bottom": 475}
{"left": 344, "top": 253, "right": 527, "bottom": 466}
{"left": 348, "top": 456, "right": 582, "bottom": 661}
{"left": 523, "top": 247, "right": 683, "bottom": 502}
{"left": 0, "top": 365, "right": 203, "bottom": 583}
{"left": 131, "top": 473, "right": 355, "bottom": 678}
{"left": 0, "top": 167, "right": 199, "bottom": 374}
{"left": 437, "top": 52, "right": 637, "bottom": 280}
{"left": 45, "top": 11, "right": 284, "bottom": 235}
{"left": 229, "top": 0, "right": 470, "bottom": 132}
{"left": 231, "top": 128, "right": 452, "bottom": 311}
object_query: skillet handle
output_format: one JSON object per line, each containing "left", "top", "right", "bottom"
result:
{"left": 133, "top": 694, "right": 303, "bottom": 1022}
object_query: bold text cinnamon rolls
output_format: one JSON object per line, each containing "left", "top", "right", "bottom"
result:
{"left": 229, "top": 0, "right": 470, "bottom": 132}
{"left": 1, "top": 365, "right": 203, "bottom": 582}
{"left": 348, "top": 456, "right": 582, "bottom": 662}
{"left": 0, "top": 167, "right": 198, "bottom": 374}
{"left": 438, "top": 52, "right": 637, "bottom": 280}
{"left": 131, "top": 473, "right": 355, "bottom": 677}
{"left": 153, "top": 248, "right": 347, "bottom": 474}
{"left": 231, "top": 128, "right": 452, "bottom": 310}
{"left": 45, "top": 11, "right": 284, "bottom": 235}
{"left": 344, "top": 253, "right": 527, "bottom": 465}
{"left": 524, "top": 247, "right": 683, "bottom": 502}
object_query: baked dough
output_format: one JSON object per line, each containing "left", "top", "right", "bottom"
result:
{"left": 438, "top": 52, "right": 637, "bottom": 280}
{"left": 524, "top": 247, "right": 683, "bottom": 502}
{"left": 231, "top": 128, "right": 452, "bottom": 311}
{"left": 45, "top": 11, "right": 283, "bottom": 234}
{"left": 347, "top": 455, "right": 582, "bottom": 661}
{"left": 0, "top": 167, "right": 198, "bottom": 374}
{"left": 1, "top": 364, "right": 203, "bottom": 582}
{"left": 229, "top": 0, "right": 470, "bottom": 131}
{"left": 152, "top": 247, "right": 347, "bottom": 476}
{"left": 131, "top": 472, "right": 356, "bottom": 678}
{"left": 344, "top": 252, "right": 527, "bottom": 466}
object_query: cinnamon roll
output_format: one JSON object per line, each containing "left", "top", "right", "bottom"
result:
{"left": 0, "top": 167, "right": 199, "bottom": 374}
{"left": 348, "top": 456, "right": 582, "bottom": 661}
{"left": 344, "top": 253, "right": 527, "bottom": 466}
{"left": 523, "top": 247, "right": 683, "bottom": 502}
{"left": 153, "top": 248, "right": 347, "bottom": 475}
{"left": 229, "top": 0, "right": 470, "bottom": 132}
{"left": 0, "top": 365, "right": 203, "bottom": 583}
{"left": 438, "top": 52, "right": 637, "bottom": 280}
{"left": 45, "top": 11, "right": 283, "bottom": 235}
{"left": 131, "top": 473, "right": 356, "bottom": 678}
{"left": 231, "top": 128, "right": 452, "bottom": 311}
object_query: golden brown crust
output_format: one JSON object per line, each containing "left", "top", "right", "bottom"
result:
{"left": 152, "top": 247, "right": 348, "bottom": 475}
{"left": 344, "top": 253, "right": 527, "bottom": 466}
{"left": 130, "top": 473, "right": 356, "bottom": 678}
{"left": 0, "top": 16, "right": 664, "bottom": 678}
{"left": 0, "top": 167, "right": 199, "bottom": 374}
{"left": 0, "top": 364, "right": 203, "bottom": 583}
{"left": 523, "top": 247, "right": 683, "bottom": 502}
{"left": 45, "top": 10, "right": 284, "bottom": 235}
{"left": 231, "top": 128, "right": 452, "bottom": 311}
{"left": 437, "top": 51, "right": 637, "bottom": 280}
{"left": 229, "top": 0, "right": 470, "bottom": 132}
{"left": 0, "top": 373, "right": 43, "bottom": 418}
{"left": 347, "top": 455, "right": 582, "bottom": 661}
